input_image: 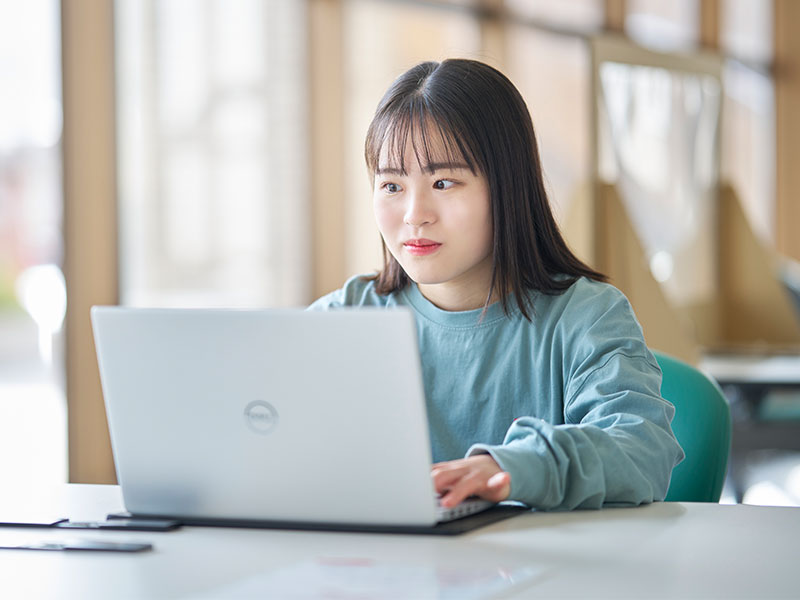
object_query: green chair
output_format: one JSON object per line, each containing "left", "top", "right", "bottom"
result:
{"left": 653, "top": 351, "right": 732, "bottom": 502}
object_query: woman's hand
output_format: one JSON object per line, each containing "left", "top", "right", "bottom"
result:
{"left": 431, "top": 454, "right": 511, "bottom": 508}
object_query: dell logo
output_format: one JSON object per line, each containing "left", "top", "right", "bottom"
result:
{"left": 244, "top": 400, "right": 279, "bottom": 434}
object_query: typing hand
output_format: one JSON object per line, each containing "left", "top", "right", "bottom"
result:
{"left": 432, "top": 454, "right": 511, "bottom": 508}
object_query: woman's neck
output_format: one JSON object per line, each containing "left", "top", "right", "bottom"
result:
{"left": 416, "top": 280, "right": 498, "bottom": 312}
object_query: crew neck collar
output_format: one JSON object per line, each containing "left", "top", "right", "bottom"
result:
{"left": 400, "top": 282, "right": 514, "bottom": 328}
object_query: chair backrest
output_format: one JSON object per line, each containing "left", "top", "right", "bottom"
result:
{"left": 653, "top": 351, "right": 732, "bottom": 502}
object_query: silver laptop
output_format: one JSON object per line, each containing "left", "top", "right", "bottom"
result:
{"left": 91, "top": 307, "right": 492, "bottom": 529}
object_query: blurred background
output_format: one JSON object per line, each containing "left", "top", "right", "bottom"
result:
{"left": 1, "top": 0, "right": 799, "bottom": 506}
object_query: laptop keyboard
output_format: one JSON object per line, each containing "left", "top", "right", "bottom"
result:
{"left": 435, "top": 496, "right": 493, "bottom": 522}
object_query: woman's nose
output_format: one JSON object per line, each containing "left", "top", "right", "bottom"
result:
{"left": 403, "top": 190, "right": 435, "bottom": 227}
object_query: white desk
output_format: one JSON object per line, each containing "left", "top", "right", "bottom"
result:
{"left": 1, "top": 484, "right": 798, "bottom": 599}
{"left": 700, "top": 353, "right": 800, "bottom": 386}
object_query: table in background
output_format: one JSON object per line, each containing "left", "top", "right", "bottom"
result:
{"left": 701, "top": 353, "right": 800, "bottom": 501}
{"left": 0, "top": 484, "right": 797, "bottom": 599}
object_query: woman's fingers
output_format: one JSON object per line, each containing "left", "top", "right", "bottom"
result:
{"left": 438, "top": 470, "right": 489, "bottom": 507}
{"left": 431, "top": 455, "right": 511, "bottom": 507}
{"left": 431, "top": 462, "right": 470, "bottom": 494}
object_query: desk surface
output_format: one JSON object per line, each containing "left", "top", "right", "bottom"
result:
{"left": 701, "top": 353, "right": 800, "bottom": 385}
{"left": 0, "top": 485, "right": 798, "bottom": 599}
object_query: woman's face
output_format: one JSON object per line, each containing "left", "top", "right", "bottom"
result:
{"left": 372, "top": 134, "right": 494, "bottom": 309}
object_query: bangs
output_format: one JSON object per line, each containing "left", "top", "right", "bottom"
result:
{"left": 365, "top": 98, "right": 479, "bottom": 176}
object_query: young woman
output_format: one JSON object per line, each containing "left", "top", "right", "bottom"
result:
{"left": 310, "top": 59, "right": 684, "bottom": 511}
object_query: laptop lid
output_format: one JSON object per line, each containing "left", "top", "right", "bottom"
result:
{"left": 91, "top": 307, "right": 441, "bottom": 526}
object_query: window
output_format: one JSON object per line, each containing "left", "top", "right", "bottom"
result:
{"left": 626, "top": 0, "right": 700, "bottom": 52}
{"left": 0, "top": 0, "right": 66, "bottom": 485}
{"left": 115, "top": 0, "right": 310, "bottom": 308}
{"left": 505, "top": 0, "right": 604, "bottom": 33}
{"left": 721, "top": 0, "right": 772, "bottom": 64}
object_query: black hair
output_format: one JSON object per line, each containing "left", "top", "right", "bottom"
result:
{"left": 364, "top": 58, "right": 605, "bottom": 319}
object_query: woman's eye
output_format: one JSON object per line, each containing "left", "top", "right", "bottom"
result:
{"left": 434, "top": 179, "right": 455, "bottom": 190}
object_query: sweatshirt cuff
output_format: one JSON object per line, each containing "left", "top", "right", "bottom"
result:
{"left": 466, "top": 442, "right": 550, "bottom": 508}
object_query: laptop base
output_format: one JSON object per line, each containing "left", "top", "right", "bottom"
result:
{"left": 107, "top": 503, "right": 529, "bottom": 536}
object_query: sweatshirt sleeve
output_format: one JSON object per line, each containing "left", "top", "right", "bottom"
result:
{"left": 467, "top": 289, "right": 685, "bottom": 511}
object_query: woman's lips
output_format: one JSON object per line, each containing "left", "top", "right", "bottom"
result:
{"left": 403, "top": 239, "right": 442, "bottom": 256}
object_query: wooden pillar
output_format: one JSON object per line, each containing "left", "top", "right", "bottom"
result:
{"left": 604, "top": 0, "right": 626, "bottom": 33}
{"left": 775, "top": 0, "right": 800, "bottom": 261}
{"left": 61, "top": 0, "right": 119, "bottom": 483}
{"left": 699, "top": 0, "right": 720, "bottom": 49}
{"left": 309, "top": 0, "right": 347, "bottom": 299}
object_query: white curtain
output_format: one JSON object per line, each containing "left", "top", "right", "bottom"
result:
{"left": 598, "top": 61, "right": 721, "bottom": 308}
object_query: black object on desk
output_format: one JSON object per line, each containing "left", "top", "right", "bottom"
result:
{"left": 55, "top": 518, "right": 180, "bottom": 532}
{"left": 0, "top": 515, "right": 180, "bottom": 532}
{"left": 0, "top": 540, "right": 153, "bottom": 552}
{"left": 0, "top": 517, "right": 67, "bottom": 528}
{"left": 106, "top": 503, "right": 530, "bottom": 536}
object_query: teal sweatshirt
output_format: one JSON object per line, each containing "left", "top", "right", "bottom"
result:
{"left": 309, "top": 275, "right": 684, "bottom": 510}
